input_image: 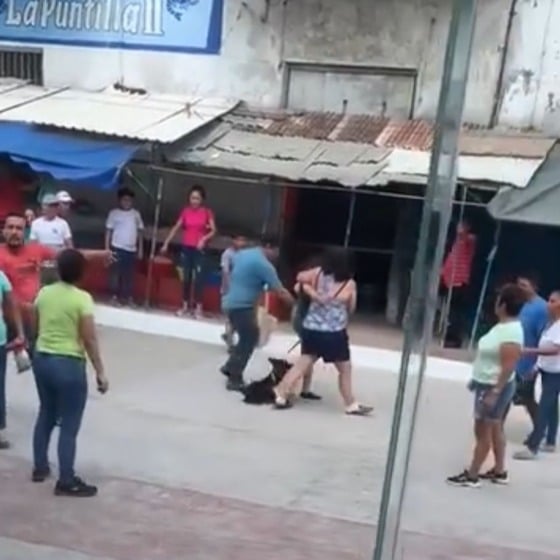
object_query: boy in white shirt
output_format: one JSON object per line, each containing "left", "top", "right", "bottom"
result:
{"left": 105, "top": 188, "right": 144, "bottom": 306}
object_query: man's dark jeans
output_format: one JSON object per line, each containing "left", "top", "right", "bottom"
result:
{"left": 110, "top": 247, "right": 136, "bottom": 301}
{"left": 222, "top": 308, "right": 259, "bottom": 384}
{"left": 526, "top": 370, "right": 560, "bottom": 452}
{"left": 0, "top": 346, "right": 7, "bottom": 430}
{"left": 32, "top": 353, "right": 88, "bottom": 483}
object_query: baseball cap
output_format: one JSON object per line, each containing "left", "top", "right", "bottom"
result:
{"left": 56, "top": 190, "right": 73, "bottom": 203}
{"left": 41, "top": 193, "right": 59, "bottom": 206}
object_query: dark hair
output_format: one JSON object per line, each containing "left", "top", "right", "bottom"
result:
{"left": 4, "top": 211, "right": 25, "bottom": 222}
{"left": 117, "top": 187, "right": 135, "bottom": 199}
{"left": 260, "top": 233, "right": 279, "bottom": 247}
{"left": 517, "top": 271, "right": 540, "bottom": 288}
{"left": 321, "top": 247, "right": 354, "bottom": 282}
{"left": 496, "top": 283, "right": 525, "bottom": 317}
{"left": 189, "top": 185, "right": 206, "bottom": 200}
{"left": 57, "top": 249, "right": 87, "bottom": 285}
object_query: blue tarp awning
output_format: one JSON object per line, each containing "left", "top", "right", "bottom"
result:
{"left": 0, "top": 122, "right": 140, "bottom": 190}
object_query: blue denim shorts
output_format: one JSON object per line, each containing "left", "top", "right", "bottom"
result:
{"left": 470, "top": 380, "right": 516, "bottom": 421}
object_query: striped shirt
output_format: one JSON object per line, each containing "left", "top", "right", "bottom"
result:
{"left": 441, "top": 234, "right": 475, "bottom": 288}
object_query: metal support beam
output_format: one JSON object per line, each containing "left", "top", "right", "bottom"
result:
{"left": 372, "top": 1, "right": 478, "bottom": 559}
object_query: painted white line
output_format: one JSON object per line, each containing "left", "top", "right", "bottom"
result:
{"left": 94, "top": 304, "right": 472, "bottom": 383}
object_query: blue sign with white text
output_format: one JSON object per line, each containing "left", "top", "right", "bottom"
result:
{"left": 0, "top": 0, "right": 223, "bottom": 53}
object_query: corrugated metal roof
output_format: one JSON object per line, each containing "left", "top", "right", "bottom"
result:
{"left": 167, "top": 125, "right": 391, "bottom": 188}
{"left": 0, "top": 84, "right": 239, "bottom": 143}
{"left": 226, "top": 107, "right": 555, "bottom": 159}
{"left": 166, "top": 120, "right": 544, "bottom": 189}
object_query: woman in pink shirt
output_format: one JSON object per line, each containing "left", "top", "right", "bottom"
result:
{"left": 161, "top": 186, "right": 216, "bottom": 317}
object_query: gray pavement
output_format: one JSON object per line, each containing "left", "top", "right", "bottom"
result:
{"left": 1, "top": 327, "right": 559, "bottom": 559}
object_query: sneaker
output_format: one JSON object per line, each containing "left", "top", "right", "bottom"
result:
{"left": 54, "top": 476, "right": 98, "bottom": 497}
{"left": 226, "top": 378, "right": 244, "bottom": 393}
{"left": 300, "top": 391, "right": 322, "bottom": 401}
{"left": 32, "top": 467, "right": 51, "bottom": 483}
{"left": 0, "top": 430, "right": 10, "bottom": 450}
{"left": 193, "top": 305, "right": 204, "bottom": 320}
{"left": 513, "top": 448, "right": 538, "bottom": 460}
{"left": 345, "top": 403, "right": 373, "bottom": 416}
{"left": 480, "top": 468, "right": 509, "bottom": 485}
{"left": 446, "top": 470, "right": 481, "bottom": 488}
{"left": 175, "top": 305, "right": 188, "bottom": 317}
{"left": 542, "top": 444, "right": 556, "bottom": 453}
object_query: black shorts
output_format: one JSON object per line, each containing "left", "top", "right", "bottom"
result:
{"left": 300, "top": 329, "right": 350, "bottom": 363}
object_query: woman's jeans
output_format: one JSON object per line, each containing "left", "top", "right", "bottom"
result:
{"left": 181, "top": 246, "right": 204, "bottom": 304}
{"left": 526, "top": 370, "right": 560, "bottom": 452}
{"left": 32, "top": 353, "right": 88, "bottom": 483}
{"left": 110, "top": 246, "right": 136, "bottom": 301}
{"left": 222, "top": 308, "right": 259, "bottom": 383}
{"left": 0, "top": 346, "right": 7, "bottom": 430}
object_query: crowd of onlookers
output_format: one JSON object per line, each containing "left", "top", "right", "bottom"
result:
{"left": 447, "top": 273, "right": 560, "bottom": 488}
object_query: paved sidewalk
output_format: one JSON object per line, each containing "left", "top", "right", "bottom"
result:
{"left": 1, "top": 327, "right": 559, "bottom": 559}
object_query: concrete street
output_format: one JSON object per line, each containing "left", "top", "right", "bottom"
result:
{"left": 1, "top": 327, "right": 559, "bottom": 559}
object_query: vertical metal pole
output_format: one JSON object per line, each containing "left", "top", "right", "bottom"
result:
{"left": 372, "top": 1, "right": 478, "bottom": 559}
{"left": 144, "top": 177, "right": 164, "bottom": 308}
{"left": 468, "top": 223, "right": 501, "bottom": 351}
{"left": 344, "top": 191, "right": 357, "bottom": 248}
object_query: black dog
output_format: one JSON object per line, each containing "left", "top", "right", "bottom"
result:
{"left": 242, "top": 357, "right": 291, "bottom": 405}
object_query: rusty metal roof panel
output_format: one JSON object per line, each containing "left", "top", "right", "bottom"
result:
{"left": 375, "top": 120, "right": 434, "bottom": 150}
{"left": 335, "top": 115, "right": 389, "bottom": 144}
{"left": 459, "top": 134, "right": 555, "bottom": 158}
{"left": 264, "top": 111, "right": 342, "bottom": 140}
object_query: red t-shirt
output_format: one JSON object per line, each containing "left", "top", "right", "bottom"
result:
{"left": 0, "top": 243, "right": 55, "bottom": 304}
{"left": 441, "top": 234, "right": 476, "bottom": 288}
{"left": 180, "top": 206, "right": 213, "bottom": 248}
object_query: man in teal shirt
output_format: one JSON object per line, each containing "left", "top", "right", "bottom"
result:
{"left": 221, "top": 235, "right": 293, "bottom": 392}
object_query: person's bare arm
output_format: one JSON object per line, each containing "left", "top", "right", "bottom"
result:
{"left": 104, "top": 229, "right": 112, "bottom": 252}
{"left": 5, "top": 291, "right": 24, "bottom": 342}
{"left": 78, "top": 314, "right": 108, "bottom": 392}
{"left": 199, "top": 215, "right": 217, "bottom": 248}
{"left": 161, "top": 218, "right": 182, "bottom": 252}
{"left": 495, "top": 343, "right": 522, "bottom": 391}
{"left": 522, "top": 345, "right": 560, "bottom": 356}
{"left": 296, "top": 267, "right": 320, "bottom": 285}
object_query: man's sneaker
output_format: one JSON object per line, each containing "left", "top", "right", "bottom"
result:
{"left": 0, "top": 431, "right": 10, "bottom": 450}
{"left": 513, "top": 448, "right": 538, "bottom": 461}
{"left": 542, "top": 444, "right": 556, "bottom": 453}
{"left": 446, "top": 470, "right": 481, "bottom": 488}
{"left": 55, "top": 477, "right": 98, "bottom": 497}
{"left": 300, "top": 391, "right": 322, "bottom": 401}
{"left": 32, "top": 467, "right": 51, "bottom": 483}
{"left": 226, "top": 378, "right": 244, "bottom": 393}
{"left": 480, "top": 468, "right": 509, "bottom": 485}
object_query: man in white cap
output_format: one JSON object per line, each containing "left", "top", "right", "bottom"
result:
{"left": 56, "top": 190, "right": 73, "bottom": 220}
{"left": 30, "top": 193, "right": 73, "bottom": 284}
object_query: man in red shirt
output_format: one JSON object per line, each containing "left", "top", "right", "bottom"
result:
{"left": 0, "top": 212, "right": 111, "bottom": 343}
{"left": 440, "top": 219, "right": 476, "bottom": 348}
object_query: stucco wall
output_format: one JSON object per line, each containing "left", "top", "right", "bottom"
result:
{"left": 11, "top": 0, "right": 560, "bottom": 131}
{"left": 498, "top": 0, "right": 560, "bottom": 133}
{"left": 29, "top": 0, "right": 511, "bottom": 125}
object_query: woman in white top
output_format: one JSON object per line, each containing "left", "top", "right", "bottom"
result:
{"left": 514, "top": 290, "right": 560, "bottom": 459}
